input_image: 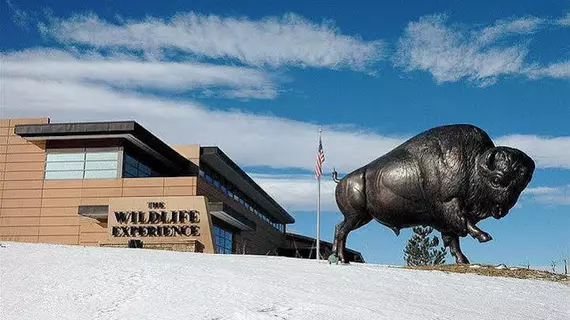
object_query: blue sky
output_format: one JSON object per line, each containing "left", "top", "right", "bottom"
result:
{"left": 2, "top": 0, "right": 569, "bottom": 269}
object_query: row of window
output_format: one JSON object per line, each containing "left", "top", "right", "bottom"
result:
{"left": 199, "top": 168, "right": 285, "bottom": 232}
{"left": 214, "top": 225, "right": 233, "bottom": 254}
{"left": 45, "top": 150, "right": 120, "bottom": 180}
{"left": 44, "top": 149, "right": 160, "bottom": 180}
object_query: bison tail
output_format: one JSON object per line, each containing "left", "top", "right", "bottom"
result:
{"left": 331, "top": 167, "right": 341, "bottom": 183}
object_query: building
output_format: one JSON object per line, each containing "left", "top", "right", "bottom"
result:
{"left": 0, "top": 117, "right": 363, "bottom": 261}
{"left": 279, "top": 233, "right": 365, "bottom": 263}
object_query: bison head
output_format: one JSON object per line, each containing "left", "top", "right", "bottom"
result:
{"left": 476, "top": 146, "right": 535, "bottom": 219}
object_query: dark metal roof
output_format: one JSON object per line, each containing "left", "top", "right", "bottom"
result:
{"left": 285, "top": 232, "right": 363, "bottom": 257}
{"left": 15, "top": 121, "right": 190, "bottom": 169}
{"left": 200, "top": 147, "right": 295, "bottom": 224}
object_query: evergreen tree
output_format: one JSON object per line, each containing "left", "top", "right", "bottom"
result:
{"left": 403, "top": 226, "right": 447, "bottom": 266}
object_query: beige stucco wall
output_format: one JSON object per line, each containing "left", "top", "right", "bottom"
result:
{"left": 0, "top": 118, "right": 49, "bottom": 243}
{"left": 171, "top": 145, "right": 200, "bottom": 167}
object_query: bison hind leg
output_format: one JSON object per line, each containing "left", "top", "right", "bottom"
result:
{"left": 332, "top": 212, "right": 372, "bottom": 264}
{"left": 332, "top": 169, "right": 371, "bottom": 263}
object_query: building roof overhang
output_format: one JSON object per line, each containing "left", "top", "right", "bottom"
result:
{"left": 200, "top": 147, "right": 295, "bottom": 224}
{"left": 14, "top": 121, "right": 190, "bottom": 170}
{"left": 78, "top": 205, "right": 108, "bottom": 220}
{"left": 208, "top": 202, "right": 256, "bottom": 231}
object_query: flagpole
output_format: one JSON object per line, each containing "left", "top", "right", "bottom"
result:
{"left": 316, "top": 126, "right": 322, "bottom": 260}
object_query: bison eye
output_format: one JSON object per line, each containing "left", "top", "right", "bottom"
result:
{"left": 491, "top": 176, "right": 502, "bottom": 188}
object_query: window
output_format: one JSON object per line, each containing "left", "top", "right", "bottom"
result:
{"left": 122, "top": 153, "right": 158, "bottom": 178}
{"left": 45, "top": 150, "right": 119, "bottom": 180}
{"left": 214, "top": 225, "right": 233, "bottom": 254}
{"left": 200, "top": 165, "right": 286, "bottom": 233}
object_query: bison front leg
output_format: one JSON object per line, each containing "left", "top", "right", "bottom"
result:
{"left": 466, "top": 220, "right": 492, "bottom": 243}
{"left": 440, "top": 198, "right": 492, "bottom": 243}
{"left": 442, "top": 233, "right": 470, "bottom": 264}
{"left": 438, "top": 198, "right": 469, "bottom": 237}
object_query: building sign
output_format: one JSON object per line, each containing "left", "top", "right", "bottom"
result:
{"left": 110, "top": 201, "right": 200, "bottom": 238}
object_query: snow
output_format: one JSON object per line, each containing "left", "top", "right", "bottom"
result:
{"left": 1, "top": 242, "right": 568, "bottom": 320}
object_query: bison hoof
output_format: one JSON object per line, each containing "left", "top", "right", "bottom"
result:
{"left": 327, "top": 254, "right": 340, "bottom": 265}
{"left": 476, "top": 232, "right": 493, "bottom": 243}
{"left": 456, "top": 255, "right": 470, "bottom": 264}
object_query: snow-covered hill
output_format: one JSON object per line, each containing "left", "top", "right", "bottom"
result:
{"left": 0, "top": 242, "right": 568, "bottom": 320}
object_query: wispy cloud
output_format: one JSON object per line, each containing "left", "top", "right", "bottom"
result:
{"left": 1, "top": 75, "right": 405, "bottom": 173}
{"left": 394, "top": 14, "right": 570, "bottom": 85}
{"left": 477, "top": 16, "right": 544, "bottom": 45}
{"left": 556, "top": 13, "right": 570, "bottom": 26}
{"left": 5, "top": 0, "right": 30, "bottom": 28}
{"left": 523, "top": 185, "right": 570, "bottom": 205}
{"left": 523, "top": 186, "right": 560, "bottom": 195}
{"left": 527, "top": 61, "right": 570, "bottom": 80}
{"left": 38, "top": 12, "right": 386, "bottom": 72}
{"left": 393, "top": 14, "right": 529, "bottom": 86}
{"left": 251, "top": 174, "right": 338, "bottom": 212}
{"left": 2, "top": 48, "right": 278, "bottom": 99}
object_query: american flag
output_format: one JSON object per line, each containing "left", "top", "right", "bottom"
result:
{"left": 315, "top": 136, "right": 325, "bottom": 179}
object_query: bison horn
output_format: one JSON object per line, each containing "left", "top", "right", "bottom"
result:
{"left": 485, "top": 148, "right": 498, "bottom": 171}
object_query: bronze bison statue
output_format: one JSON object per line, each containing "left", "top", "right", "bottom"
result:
{"left": 331, "top": 124, "right": 535, "bottom": 264}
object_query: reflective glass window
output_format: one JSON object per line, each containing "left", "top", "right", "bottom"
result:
{"left": 85, "top": 161, "right": 118, "bottom": 170}
{"left": 122, "top": 153, "right": 157, "bottom": 178}
{"left": 45, "top": 161, "right": 84, "bottom": 171}
{"left": 45, "top": 170, "right": 84, "bottom": 180}
{"left": 45, "top": 149, "right": 119, "bottom": 180}
{"left": 138, "top": 163, "right": 150, "bottom": 174}
{"left": 86, "top": 151, "right": 118, "bottom": 161}
{"left": 125, "top": 154, "right": 138, "bottom": 166}
{"left": 124, "top": 164, "right": 138, "bottom": 175}
{"left": 84, "top": 170, "right": 118, "bottom": 179}
{"left": 47, "top": 153, "right": 85, "bottom": 162}
{"left": 213, "top": 225, "right": 233, "bottom": 254}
